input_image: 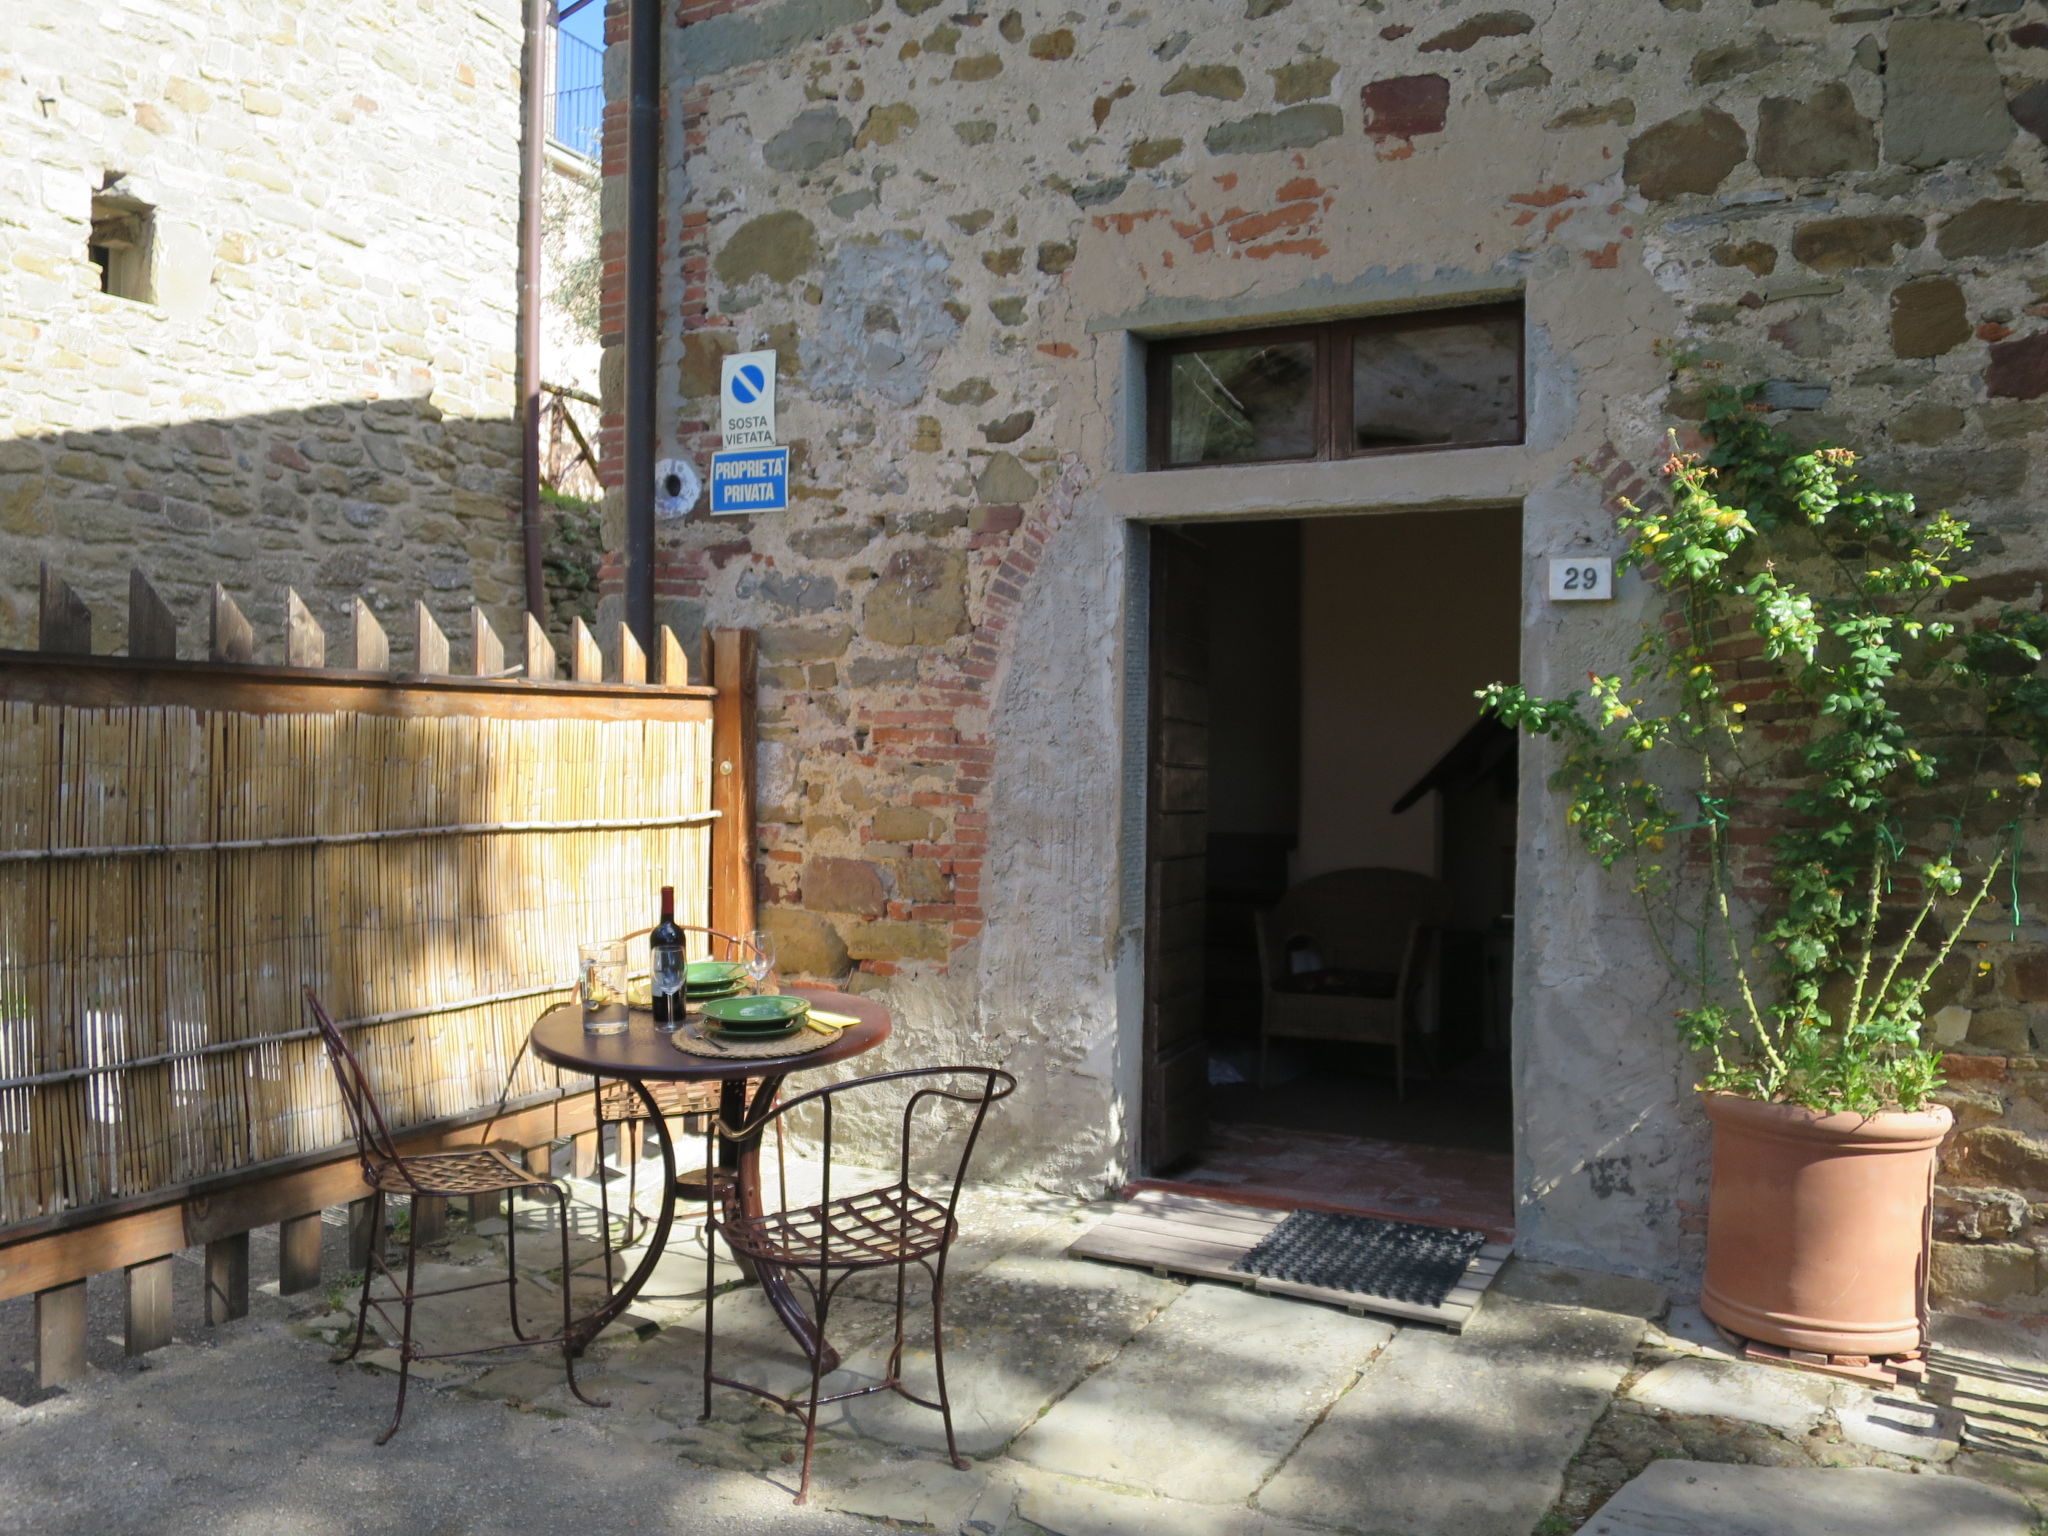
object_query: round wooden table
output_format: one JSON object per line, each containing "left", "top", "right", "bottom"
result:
{"left": 530, "top": 985, "right": 890, "bottom": 1364}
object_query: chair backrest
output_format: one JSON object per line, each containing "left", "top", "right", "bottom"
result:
{"left": 613, "top": 922, "right": 758, "bottom": 967}
{"left": 726, "top": 1065, "right": 1017, "bottom": 1237}
{"left": 304, "top": 987, "right": 413, "bottom": 1189}
{"left": 1256, "top": 866, "right": 1455, "bottom": 978}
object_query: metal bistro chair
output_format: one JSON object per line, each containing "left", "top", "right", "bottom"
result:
{"left": 591, "top": 925, "right": 786, "bottom": 1294}
{"left": 306, "top": 988, "right": 602, "bottom": 1444}
{"left": 701, "top": 1065, "right": 1017, "bottom": 1504}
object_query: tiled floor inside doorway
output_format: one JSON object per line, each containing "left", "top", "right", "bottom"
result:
{"left": 1134, "top": 1050, "right": 1516, "bottom": 1242}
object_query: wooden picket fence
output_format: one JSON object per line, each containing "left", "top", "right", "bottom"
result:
{"left": 0, "top": 566, "right": 757, "bottom": 1385}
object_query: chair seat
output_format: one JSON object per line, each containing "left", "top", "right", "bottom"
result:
{"left": 1273, "top": 967, "right": 1398, "bottom": 999}
{"left": 723, "top": 1184, "right": 955, "bottom": 1270}
{"left": 598, "top": 1077, "right": 722, "bottom": 1121}
{"left": 364, "top": 1147, "right": 548, "bottom": 1198}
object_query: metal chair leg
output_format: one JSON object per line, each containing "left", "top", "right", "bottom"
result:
{"left": 796, "top": 1265, "right": 829, "bottom": 1505}
{"left": 505, "top": 1186, "right": 534, "bottom": 1343}
{"left": 339, "top": 1190, "right": 382, "bottom": 1362}
{"left": 928, "top": 1253, "right": 966, "bottom": 1471}
{"left": 886, "top": 1256, "right": 911, "bottom": 1387}
{"left": 375, "top": 1195, "right": 424, "bottom": 1446}
{"left": 699, "top": 1197, "right": 717, "bottom": 1423}
{"left": 596, "top": 1120, "right": 620, "bottom": 1296}
{"left": 552, "top": 1185, "right": 607, "bottom": 1409}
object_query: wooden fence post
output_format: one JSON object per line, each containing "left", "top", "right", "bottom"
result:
{"left": 204, "top": 1232, "right": 249, "bottom": 1324}
{"left": 37, "top": 563, "right": 90, "bottom": 654}
{"left": 571, "top": 617, "right": 602, "bottom": 683}
{"left": 614, "top": 621, "right": 646, "bottom": 685}
{"left": 415, "top": 602, "right": 449, "bottom": 675}
{"left": 124, "top": 1255, "right": 174, "bottom": 1356}
{"left": 352, "top": 598, "right": 390, "bottom": 671}
{"left": 284, "top": 588, "right": 326, "bottom": 668}
{"left": 128, "top": 569, "right": 178, "bottom": 660}
{"left": 412, "top": 1196, "right": 447, "bottom": 1246}
{"left": 525, "top": 612, "right": 557, "bottom": 680}
{"left": 657, "top": 625, "right": 687, "bottom": 687}
{"left": 35, "top": 1279, "right": 87, "bottom": 1388}
{"left": 572, "top": 1129, "right": 599, "bottom": 1180}
{"left": 209, "top": 585, "right": 254, "bottom": 664}
{"left": 347, "top": 1197, "right": 382, "bottom": 1272}
{"left": 278, "top": 1212, "right": 323, "bottom": 1294}
{"left": 473, "top": 606, "right": 504, "bottom": 677}
{"left": 706, "top": 629, "right": 758, "bottom": 943}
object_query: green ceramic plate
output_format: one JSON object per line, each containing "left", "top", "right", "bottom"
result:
{"left": 684, "top": 978, "right": 743, "bottom": 998}
{"left": 703, "top": 1018, "right": 802, "bottom": 1042}
{"left": 686, "top": 959, "right": 747, "bottom": 986}
{"left": 699, "top": 994, "right": 810, "bottom": 1030}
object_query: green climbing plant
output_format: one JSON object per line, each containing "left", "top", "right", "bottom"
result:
{"left": 1484, "top": 383, "right": 2048, "bottom": 1115}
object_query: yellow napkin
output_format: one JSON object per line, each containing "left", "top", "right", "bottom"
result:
{"left": 807, "top": 1008, "right": 859, "bottom": 1028}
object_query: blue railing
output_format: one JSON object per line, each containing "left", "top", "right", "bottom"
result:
{"left": 547, "top": 28, "right": 603, "bottom": 161}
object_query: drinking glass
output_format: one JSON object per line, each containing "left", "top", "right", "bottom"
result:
{"left": 744, "top": 930, "right": 775, "bottom": 994}
{"left": 579, "top": 940, "right": 629, "bottom": 1034}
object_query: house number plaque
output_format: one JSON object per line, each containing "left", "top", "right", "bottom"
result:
{"left": 1548, "top": 556, "right": 1613, "bottom": 602}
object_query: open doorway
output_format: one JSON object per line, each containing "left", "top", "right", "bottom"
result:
{"left": 1141, "top": 507, "right": 1522, "bottom": 1238}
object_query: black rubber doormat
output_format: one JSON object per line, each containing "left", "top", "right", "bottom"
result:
{"left": 1230, "top": 1210, "right": 1488, "bottom": 1309}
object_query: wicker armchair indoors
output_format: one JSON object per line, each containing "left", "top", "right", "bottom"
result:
{"left": 1253, "top": 867, "right": 1452, "bottom": 1098}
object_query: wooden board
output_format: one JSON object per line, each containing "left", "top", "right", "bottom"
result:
{"left": 0, "top": 1088, "right": 601, "bottom": 1301}
{"left": 1068, "top": 1188, "right": 1509, "bottom": 1332}
{"left": 0, "top": 649, "right": 715, "bottom": 721}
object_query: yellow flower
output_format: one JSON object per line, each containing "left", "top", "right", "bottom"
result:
{"left": 2021, "top": 772, "right": 2042, "bottom": 789}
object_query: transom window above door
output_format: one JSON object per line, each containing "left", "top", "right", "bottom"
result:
{"left": 1146, "top": 301, "right": 1524, "bottom": 470}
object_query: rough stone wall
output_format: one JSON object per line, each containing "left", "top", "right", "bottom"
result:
{"left": 0, "top": 0, "right": 530, "bottom": 658}
{"left": 628, "top": 0, "right": 2048, "bottom": 1298}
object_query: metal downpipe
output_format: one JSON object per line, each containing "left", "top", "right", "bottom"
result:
{"left": 518, "top": 0, "right": 548, "bottom": 620}
{"left": 623, "top": 0, "right": 659, "bottom": 651}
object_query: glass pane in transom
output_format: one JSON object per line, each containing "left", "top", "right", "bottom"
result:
{"left": 1165, "top": 340, "right": 1316, "bottom": 466}
{"left": 1350, "top": 313, "right": 1520, "bottom": 453}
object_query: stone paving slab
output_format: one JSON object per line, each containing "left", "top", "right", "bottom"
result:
{"left": 842, "top": 1251, "right": 1182, "bottom": 1458}
{"left": 1002, "top": 1465, "right": 1345, "bottom": 1536}
{"left": 1583, "top": 1459, "right": 2036, "bottom": 1535}
{"left": 1625, "top": 1355, "right": 1846, "bottom": 1434}
{"left": 0, "top": 1325, "right": 880, "bottom": 1536}
{"left": 1833, "top": 1385, "right": 1962, "bottom": 1462}
{"left": 1256, "top": 1294, "right": 1645, "bottom": 1536}
{"left": 1010, "top": 1280, "right": 1394, "bottom": 1503}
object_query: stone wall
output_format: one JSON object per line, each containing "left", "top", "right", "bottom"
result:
{"left": 623, "top": 0, "right": 2048, "bottom": 1299}
{"left": 0, "top": 0, "right": 531, "bottom": 658}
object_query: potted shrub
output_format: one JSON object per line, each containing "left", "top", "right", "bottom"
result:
{"left": 1485, "top": 385, "right": 2048, "bottom": 1359}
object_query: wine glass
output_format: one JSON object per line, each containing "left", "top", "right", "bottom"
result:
{"left": 743, "top": 930, "right": 775, "bottom": 994}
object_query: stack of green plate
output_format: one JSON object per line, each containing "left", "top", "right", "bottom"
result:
{"left": 699, "top": 994, "right": 809, "bottom": 1040}
{"left": 684, "top": 959, "right": 747, "bottom": 1004}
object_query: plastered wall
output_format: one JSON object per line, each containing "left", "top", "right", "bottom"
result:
{"left": 628, "top": 0, "right": 2048, "bottom": 1300}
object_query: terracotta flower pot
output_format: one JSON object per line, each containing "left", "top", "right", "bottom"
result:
{"left": 1699, "top": 1091, "right": 1952, "bottom": 1358}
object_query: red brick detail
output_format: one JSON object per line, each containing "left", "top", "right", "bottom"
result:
{"left": 1361, "top": 75, "right": 1448, "bottom": 141}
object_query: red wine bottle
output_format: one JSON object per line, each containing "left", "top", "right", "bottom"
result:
{"left": 650, "top": 885, "right": 684, "bottom": 1025}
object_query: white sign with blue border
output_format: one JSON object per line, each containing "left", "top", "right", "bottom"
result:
{"left": 709, "top": 446, "right": 789, "bottom": 515}
{"left": 719, "top": 350, "right": 778, "bottom": 449}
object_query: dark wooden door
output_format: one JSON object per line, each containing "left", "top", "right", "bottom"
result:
{"left": 1145, "top": 527, "right": 1209, "bottom": 1172}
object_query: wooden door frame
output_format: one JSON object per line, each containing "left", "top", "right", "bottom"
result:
{"left": 1123, "top": 502, "right": 1529, "bottom": 1188}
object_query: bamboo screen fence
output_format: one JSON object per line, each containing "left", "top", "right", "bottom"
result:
{"left": 0, "top": 572, "right": 727, "bottom": 1237}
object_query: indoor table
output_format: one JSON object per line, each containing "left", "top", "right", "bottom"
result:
{"left": 529, "top": 984, "right": 890, "bottom": 1367}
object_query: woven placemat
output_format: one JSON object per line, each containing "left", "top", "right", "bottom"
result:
{"left": 1230, "top": 1211, "right": 1486, "bottom": 1308}
{"left": 669, "top": 1017, "right": 838, "bottom": 1059}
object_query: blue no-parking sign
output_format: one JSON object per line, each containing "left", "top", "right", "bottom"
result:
{"left": 709, "top": 447, "right": 789, "bottom": 515}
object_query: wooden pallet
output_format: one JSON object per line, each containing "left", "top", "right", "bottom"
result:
{"left": 1068, "top": 1188, "right": 1510, "bottom": 1331}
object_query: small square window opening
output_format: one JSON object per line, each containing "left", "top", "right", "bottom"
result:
{"left": 90, "top": 189, "right": 155, "bottom": 303}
